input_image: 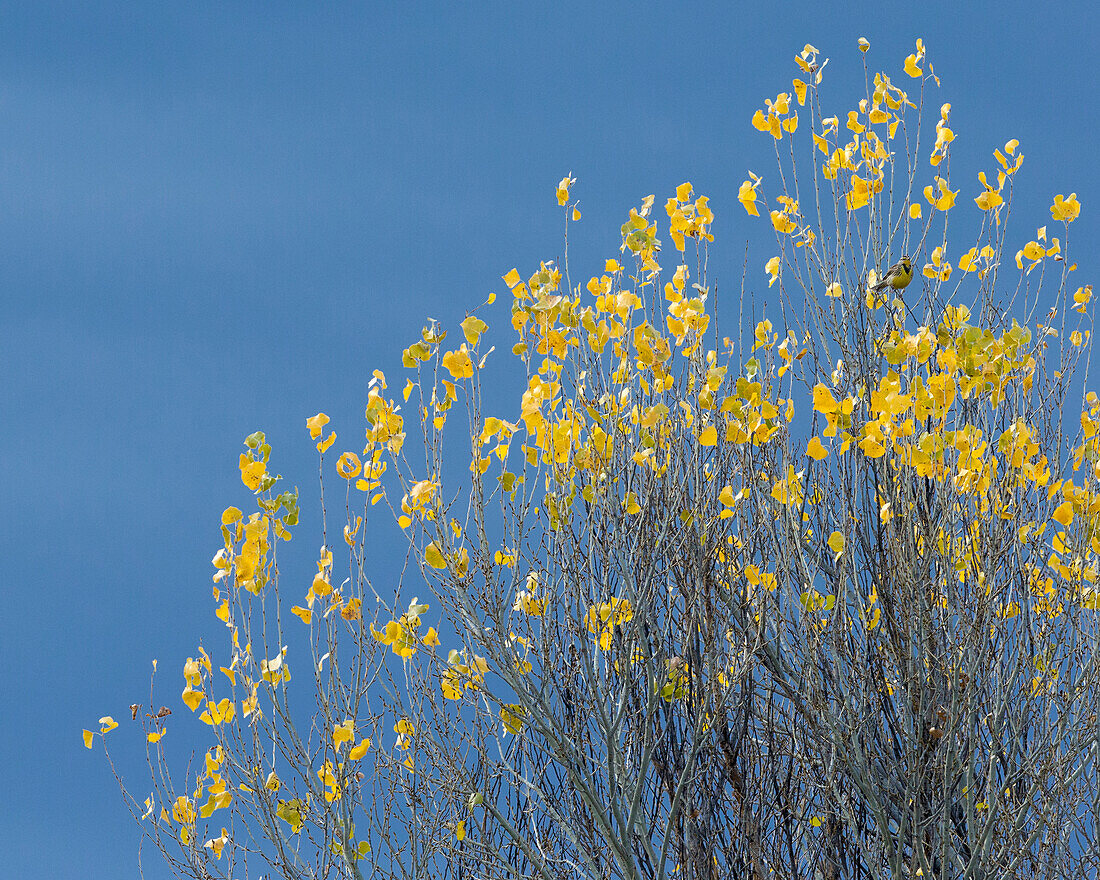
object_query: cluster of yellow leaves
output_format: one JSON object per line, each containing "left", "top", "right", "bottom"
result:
{"left": 318, "top": 760, "right": 343, "bottom": 802}
{"left": 758, "top": 42, "right": 830, "bottom": 142}
{"left": 307, "top": 412, "right": 336, "bottom": 455}
{"left": 141, "top": 746, "right": 236, "bottom": 851}
{"left": 666, "top": 264, "right": 710, "bottom": 353}
{"left": 289, "top": 545, "right": 361, "bottom": 623}
{"left": 475, "top": 416, "right": 519, "bottom": 480}
{"left": 792, "top": 296, "right": 1100, "bottom": 620}
{"left": 585, "top": 597, "right": 634, "bottom": 650}
{"left": 929, "top": 102, "right": 954, "bottom": 167}
{"left": 1051, "top": 192, "right": 1081, "bottom": 223}
{"left": 192, "top": 746, "right": 234, "bottom": 821}
{"left": 424, "top": 540, "right": 470, "bottom": 577}
{"left": 181, "top": 651, "right": 210, "bottom": 712}
{"left": 371, "top": 597, "right": 439, "bottom": 659}
{"left": 212, "top": 506, "right": 273, "bottom": 600}
{"left": 903, "top": 38, "right": 938, "bottom": 84}
{"left": 398, "top": 477, "right": 438, "bottom": 528}
{"left": 770, "top": 195, "right": 816, "bottom": 248}
{"left": 665, "top": 182, "right": 714, "bottom": 252}
{"left": 752, "top": 90, "right": 799, "bottom": 140}
{"left": 861, "top": 584, "right": 881, "bottom": 630}
{"left": 620, "top": 197, "right": 661, "bottom": 265}
{"left": 803, "top": 309, "right": 1040, "bottom": 486}
{"left": 513, "top": 570, "right": 547, "bottom": 616}
{"left": 556, "top": 174, "right": 575, "bottom": 207}
{"left": 971, "top": 140, "right": 1024, "bottom": 221}
{"left": 718, "top": 351, "right": 794, "bottom": 446}
{"left": 82, "top": 715, "right": 119, "bottom": 749}
{"left": 441, "top": 650, "right": 489, "bottom": 701}
{"left": 795, "top": 62, "right": 911, "bottom": 214}
{"left": 276, "top": 798, "right": 306, "bottom": 834}
{"left": 770, "top": 465, "right": 805, "bottom": 507}
{"left": 658, "top": 656, "right": 690, "bottom": 703}
{"left": 364, "top": 376, "right": 405, "bottom": 454}
{"left": 260, "top": 647, "right": 291, "bottom": 686}
{"left": 738, "top": 172, "right": 762, "bottom": 216}
{"left": 332, "top": 718, "right": 356, "bottom": 753}
{"left": 500, "top": 703, "right": 528, "bottom": 735}
{"left": 394, "top": 718, "right": 416, "bottom": 770}
{"left": 924, "top": 175, "right": 958, "bottom": 213}
{"left": 1015, "top": 225, "right": 1062, "bottom": 273}
{"left": 799, "top": 588, "right": 836, "bottom": 620}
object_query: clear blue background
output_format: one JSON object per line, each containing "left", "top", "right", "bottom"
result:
{"left": 2, "top": 3, "right": 1095, "bottom": 876}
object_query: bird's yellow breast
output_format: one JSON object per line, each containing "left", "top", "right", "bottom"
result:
{"left": 890, "top": 261, "right": 913, "bottom": 289}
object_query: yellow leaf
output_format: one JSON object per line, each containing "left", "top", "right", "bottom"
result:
{"left": 1051, "top": 193, "right": 1081, "bottom": 223}
{"left": 1052, "top": 501, "right": 1074, "bottom": 527}
{"left": 765, "top": 256, "right": 780, "bottom": 287}
{"left": 503, "top": 268, "right": 522, "bottom": 288}
{"left": 182, "top": 687, "right": 205, "bottom": 712}
{"left": 239, "top": 457, "right": 266, "bottom": 490}
{"left": 770, "top": 210, "right": 798, "bottom": 234}
{"left": 336, "top": 452, "right": 362, "bottom": 479}
{"left": 555, "top": 175, "right": 575, "bottom": 205}
{"left": 738, "top": 179, "right": 760, "bottom": 216}
{"left": 312, "top": 574, "right": 332, "bottom": 596}
{"left": 349, "top": 738, "right": 371, "bottom": 760}
{"left": 806, "top": 437, "right": 829, "bottom": 460}
{"left": 318, "top": 432, "right": 337, "bottom": 454}
{"left": 827, "top": 531, "right": 845, "bottom": 554}
{"left": 456, "top": 820, "right": 467, "bottom": 841}
{"left": 500, "top": 703, "right": 528, "bottom": 734}
{"left": 82, "top": 729, "right": 95, "bottom": 749}
{"left": 341, "top": 597, "right": 362, "bottom": 621}
{"left": 291, "top": 605, "right": 312, "bottom": 624}
{"left": 276, "top": 799, "right": 304, "bottom": 834}
{"left": 202, "top": 698, "right": 237, "bottom": 726}
{"left": 333, "top": 719, "right": 355, "bottom": 750}
{"left": 306, "top": 412, "right": 330, "bottom": 439}
{"left": 442, "top": 348, "right": 474, "bottom": 379}
{"left": 460, "top": 316, "right": 489, "bottom": 345}
{"left": 99, "top": 716, "right": 118, "bottom": 734}
{"left": 698, "top": 425, "right": 718, "bottom": 446}
{"left": 792, "top": 78, "right": 807, "bottom": 105}
{"left": 221, "top": 507, "right": 242, "bottom": 525}
{"left": 147, "top": 729, "right": 166, "bottom": 743}
{"left": 424, "top": 542, "right": 448, "bottom": 570}
{"left": 344, "top": 516, "right": 363, "bottom": 546}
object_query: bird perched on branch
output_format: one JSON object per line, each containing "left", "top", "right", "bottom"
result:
{"left": 868, "top": 255, "right": 914, "bottom": 336}
{"left": 872, "top": 255, "right": 913, "bottom": 294}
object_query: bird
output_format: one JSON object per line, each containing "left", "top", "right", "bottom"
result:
{"left": 871, "top": 255, "right": 913, "bottom": 294}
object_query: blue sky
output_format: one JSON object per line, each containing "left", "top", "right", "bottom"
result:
{"left": 2, "top": 3, "right": 1096, "bottom": 877}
